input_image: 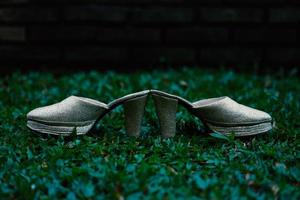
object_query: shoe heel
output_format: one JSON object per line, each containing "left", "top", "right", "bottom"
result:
{"left": 152, "top": 94, "right": 178, "bottom": 138}
{"left": 123, "top": 95, "right": 148, "bottom": 137}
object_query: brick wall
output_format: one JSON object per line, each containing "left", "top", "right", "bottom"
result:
{"left": 0, "top": 0, "right": 299, "bottom": 72}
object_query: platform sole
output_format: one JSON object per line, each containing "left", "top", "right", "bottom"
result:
{"left": 206, "top": 121, "right": 273, "bottom": 137}
{"left": 27, "top": 120, "right": 95, "bottom": 136}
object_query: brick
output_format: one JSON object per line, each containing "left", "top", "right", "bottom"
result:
{"left": 223, "top": 0, "right": 285, "bottom": 3}
{"left": 166, "top": 27, "right": 228, "bottom": 43}
{"left": 28, "top": 0, "right": 212, "bottom": 4}
{"left": 130, "top": 48, "right": 195, "bottom": 63}
{"left": 64, "top": 46, "right": 128, "bottom": 62}
{"left": 200, "top": 48, "right": 263, "bottom": 64}
{"left": 199, "top": 8, "right": 263, "bottom": 22}
{"left": 27, "top": 26, "right": 161, "bottom": 43}
{"left": 130, "top": 7, "right": 194, "bottom": 23}
{"left": 0, "top": 26, "right": 25, "bottom": 41}
{"left": 266, "top": 48, "right": 300, "bottom": 63}
{"left": 29, "top": 0, "right": 152, "bottom": 3}
{"left": 270, "top": 8, "right": 300, "bottom": 23}
{"left": 66, "top": 6, "right": 195, "bottom": 23}
{"left": 0, "top": 7, "right": 59, "bottom": 23}
{"left": 233, "top": 28, "right": 298, "bottom": 43}
{"left": 65, "top": 5, "right": 127, "bottom": 22}
{"left": 0, "top": 0, "right": 28, "bottom": 4}
{"left": 0, "top": 45, "right": 60, "bottom": 61}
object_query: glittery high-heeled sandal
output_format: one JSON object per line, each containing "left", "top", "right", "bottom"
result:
{"left": 27, "top": 90, "right": 149, "bottom": 136}
{"left": 151, "top": 90, "right": 272, "bottom": 137}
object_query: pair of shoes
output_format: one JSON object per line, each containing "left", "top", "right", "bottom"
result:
{"left": 27, "top": 90, "right": 273, "bottom": 137}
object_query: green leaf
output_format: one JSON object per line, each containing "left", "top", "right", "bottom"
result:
{"left": 26, "top": 147, "right": 33, "bottom": 160}
{"left": 82, "top": 182, "right": 94, "bottom": 198}
{"left": 66, "top": 192, "right": 77, "bottom": 200}
{"left": 192, "top": 174, "right": 209, "bottom": 190}
{"left": 209, "top": 132, "right": 230, "bottom": 141}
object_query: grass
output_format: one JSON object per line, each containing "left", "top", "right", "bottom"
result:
{"left": 0, "top": 67, "right": 299, "bottom": 199}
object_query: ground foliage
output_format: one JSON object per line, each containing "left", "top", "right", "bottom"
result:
{"left": 0, "top": 68, "right": 299, "bottom": 199}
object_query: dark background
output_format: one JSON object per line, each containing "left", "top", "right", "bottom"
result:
{"left": 0, "top": 0, "right": 299, "bottom": 73}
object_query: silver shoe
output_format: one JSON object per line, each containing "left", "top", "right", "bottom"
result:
{"left": 151, "top": 90, "right": 272, "bottom": 137}
{"left": 27, "top": 91, "right": 149, "bottom": 136}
